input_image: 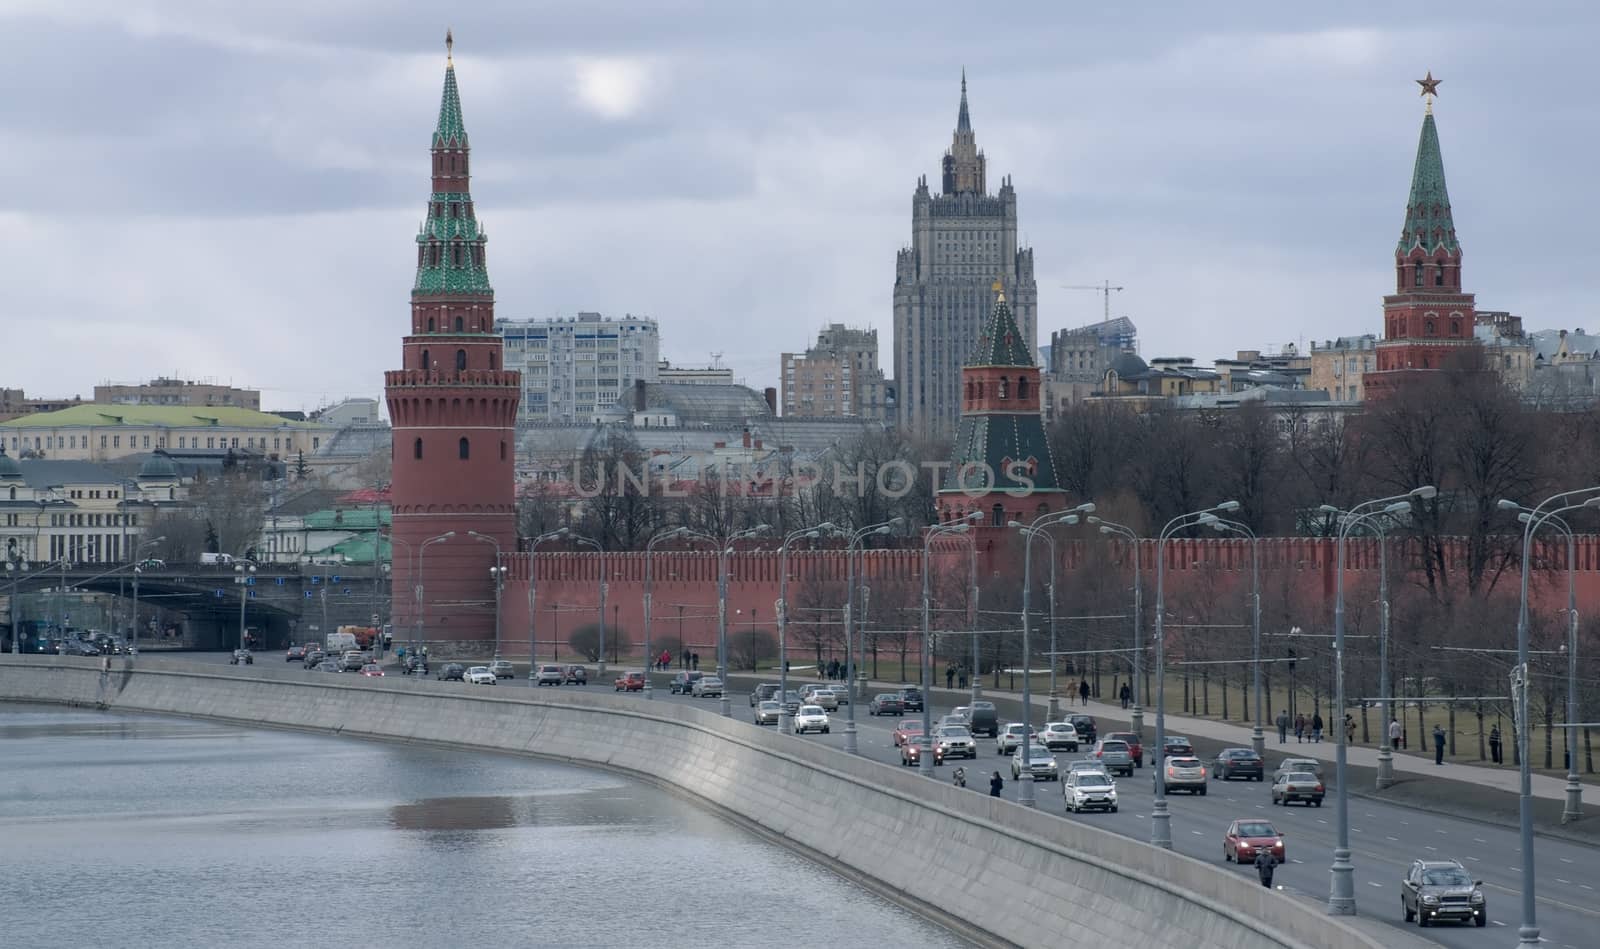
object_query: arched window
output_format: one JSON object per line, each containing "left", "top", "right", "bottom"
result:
{"left": 455, "top": 350, "right": 467, "bottom": 371}
{"left": 1414, "top": 261, "right": 1423, "bottom": 287}
{"left": 1425, "top": 319, "right": 1436, "bottom": 337}
{"left": 455, "top": 316, "right": 464, "bottom": 332}
{"left": 458, "top": 437, "right": 470, "bottom": 460}
{"left": 7, "top": 487, "right": 13, "bottom": 500}
{"left": 997, "top": 377, "right": 1009, "bottom": 400}
{"left": 168, "top": 487, "right": 175, "bottom": 501}
{"left": 976, "top": 380, "right": 984, "bottom": 399}
{"left": 414, "top": 437, "right": 423, "bottom": 460}
{"left": 965, "top": 381, "right": 973, "bottom": 402}
{"left": 420, "top": 349, "right": 430, "bottom": 371}
{"left": 1434, "top": 263, "right": 1445, "bottom": 286}
{"left": 991, "top": 503, "right": 1004, "bottom": 527}
{"left": 1036, "top": 503, "right": 1048, "bottom": 518}
{"left": 500, "top": 440, "right": 507, "bottom": 460}
{"left": 1450, "top": 318, "right": 1461, "bottom": 337}
{"left": 489, "top": 352, "right": 497, "bottom": 370}
{"left": 427, "top": 317, "right": 435, "bottom": 332}
{"left": 1016, "top": 376, "right": 1029, "bottom": 401}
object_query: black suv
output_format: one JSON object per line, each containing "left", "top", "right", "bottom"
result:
{"left": 899, "top": 687, "right": 924, "bottom": 712}
{"left": 670, "top": 671, "right": 703, "bottom": 694}
{"left": 1069, "top": 714, "right": 1097, "bottom": 744}
{"left": 1402, "top": 859, "right": 1486, "bottom": 927}
{"left": 967, "top": 701, "right": 999, "bottom": 737}
{"left": 436, "top": 663, "right": 466, "bottom": 681}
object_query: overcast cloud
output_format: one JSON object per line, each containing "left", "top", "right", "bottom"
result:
{"left": 1, "top": 1, "right": 1589, "bottom": 413}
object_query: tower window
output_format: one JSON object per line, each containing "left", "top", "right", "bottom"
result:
{"left": 991, "top": 503, "right": 1004, "bottom": 527}
{"left": 489, "top": 352, "right": 497, "bottom": 370}
{"left": 500, "top": 440, "right": 507, "bottom": 460}
{"left": 414, "top": 437, "right": 423, "bottom": 460}
{"left": 1017, "top": 376, "right": 1029, "bottom": 401}
{"left": 427, "top": 317, "right": 435, "bottom": 332}
{"left": 1435, "top": 264, "right": 1444, "bottom": 286}
{"left": 455, "top": 316, "right": 464, "bottom": 332}
{"left": 456, "top": 350, "right": 467, "bottom": 371}
{"left": 420, "top": 349, "right": 430, "bottom": 370}
{"left": 1414, "top": 261, "right": 1423, "bottom": 287}
{"left": 459, "top": 437, "right": 470, "bottom": 460}
{"left": 997, "top": 377, "right": 1009, "bottom": 400}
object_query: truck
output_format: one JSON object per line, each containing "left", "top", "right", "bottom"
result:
{"left": 338, "top": 625, "right": 379, "bottom": 649}
{"left": 325, "top": 631, "right": 358, "bottom": 654}
{"left": 199, "top": 552, "right": 235, "bottom": 566}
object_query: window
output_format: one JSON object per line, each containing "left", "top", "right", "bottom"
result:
{"left": 455, "top": 316, "right": 464, "bottom": 332}
{"left": 101, "top": 435, "right": 108, "bottom": 448}
{"left": 500, "top": 440, "right": 506, "bottom": 460}
{"left": 1434, "top": 264, "right": 1444, "bottom": 287}
{"left": 414, "top": 437, "right": 423, "bottom": 459}
{"left": 1414, "top": 261, "right": 1423, "bottom": 287}
{"left": 459, "top": 437, "right": 470, "bottom": 460}
{"left": 456, "top": 349, "right": 467, "bottom": 371}
{"left": 490, "top": 352, "right": 496, "bottom": 370}
{"left": 997, "top": 377, "right": 1009, "bottom": 400}
{"left": 421, "top": 349, "right": 430, "bottom": 370}
{"left": 113, "top": 436, "right": 120, "bottom": 448}
{"left": 428, "top": 317, "right": 436, "bottom": 332}
{"left": 1016, "top": 377, "right": 1029, "bottom": 401}
{"left": 991, "top": 503, "right": 1004, "bottom": 527}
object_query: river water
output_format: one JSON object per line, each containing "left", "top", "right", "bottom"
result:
{"left": 0, "top": 706, "right": 967, "bottom": 949}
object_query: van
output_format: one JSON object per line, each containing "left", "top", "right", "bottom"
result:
{"left": 199, "top": 552, "right": 235, "bottom": 566}
{"left": 325, "top": 631, "right": 358, "bottom": 654}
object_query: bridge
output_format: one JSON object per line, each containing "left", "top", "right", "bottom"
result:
{"left": 3, "top": 562, "right": 387, "bottom": 650}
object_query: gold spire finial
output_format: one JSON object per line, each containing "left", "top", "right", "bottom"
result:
{"left": 445, "top": 28, "right": 454, "bottom": 65}
{"left": 1416, "top": 71, "right": 1440, "bottom": 114}
{"left": 991, "top": 278, "right": 1005, "bottom": 302}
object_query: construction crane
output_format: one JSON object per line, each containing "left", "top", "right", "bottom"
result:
{"left": 1062, "top": 281, "right": 1125, "bottom": 322}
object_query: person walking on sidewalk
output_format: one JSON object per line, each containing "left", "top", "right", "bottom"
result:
{"left": 1388, "top": 717, "right": 1402, "bottom": 751}
{"left": 1311, "top": 713, "right": 1323, "bottom": 743}
{"left": 1294, "top": 714, "right": 1306, "bottom": 743}
{"left": 946, "top": 666, "right": 955, "bottom": 690}
{"left": 1119, "top": 683, "right": 1131, "bottom": 709}
{"left": 1344, "top": 714, "right": 1356, "bottom": 744}
{"left": 1078, "top": 679, "right": 1091, "bottom": 706}
{"left": 1433, "top": 724, "right": 1446, "bottom": 765}
{"left": 1489, "top": 724, "right": 1503, "bottom": 764}
{"left": 1276, "top": 710, "right": 1289, "bottom": 744}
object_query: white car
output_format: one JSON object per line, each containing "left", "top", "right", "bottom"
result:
{"left": 1040, "top": 721, "right": 1080, "bottom": 752}
{"left": 1064, "top": 769, "right": 1119, "bottom": 813}
{"left": 793, "top": 705, "right": 831, "bottom": 735}
{"left": 464, "top": 666, "right": 497, "bottom": 685}
{"left": 804, "top": 687, "right": 838, "bottom": 710}
{"left": 1011, "top": 743, "right": 1060, "bottom": 781}
{"left": 936, "top": 725, "right": 977, "bottom": 759}
{"left": 996, "top": 722, "right": 1037, "bottom": 756}
{"left": 692, "top": 676, "right": 724, "bottom": 697}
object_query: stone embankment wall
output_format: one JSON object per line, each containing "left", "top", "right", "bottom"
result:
{"left": 0, "top": 656, "right": 1408, "bottom": 949}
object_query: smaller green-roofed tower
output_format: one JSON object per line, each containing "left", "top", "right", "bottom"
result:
{"left": 938, "top": 283, "right": 1065, "bottom": 527}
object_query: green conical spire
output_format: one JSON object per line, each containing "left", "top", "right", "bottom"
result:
{"left": 1397, "top": 112, "right": 1456, "bottom": 255}
{"left": 967, "top": 285, "right": 1033, "bottom": 367}
{"left": 433, "top": 31, "right": 468, "bottom": 148}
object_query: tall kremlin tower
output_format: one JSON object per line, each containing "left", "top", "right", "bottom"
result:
{"left": 385, "top": 33, "right": 520, "bottom": 647}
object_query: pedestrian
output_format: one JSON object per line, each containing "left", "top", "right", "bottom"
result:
{"left": 682, "top": 649, "right": 689, "bottom": 669}
{"left": 1433, "top": 724, "right": 1446, "bottom": 765}
{"left": 946, "top": 666, "right": 955, "bottom": 690}
{"left": 1295, "top": 714, "right": 1305, "bottom": 743}
{"left": 1079, "top": 679, "right": 1090, "bottom": 706}
{"left": 1276, "top": 710, "right": 1289, "bottom": 744}
{"left": 692, "top": 652, "right": 699, "bottom": 671}
{"left": 1119, "top": 683, "right": 1131, "bottom": 709}
{"left": 958, "top": 669, "right": 969, "bottom": 689}
{"left": 1311, "top": 713, "right": 1323, "bottom": 743}
{"left": 1344, "top": 715, "right": 1356, "bottom": 744}
{"left": 1388, "top": 717, "right": 1402, "bottom": 752}
{"left": 989, "top": 771, "right": 1004, "bottom": 798}
{"left": 1489, "top": 725, "right": 1502, "bottom": 764}
{"left": 1254, "top": 846, "right": 1276, "bottom": 888}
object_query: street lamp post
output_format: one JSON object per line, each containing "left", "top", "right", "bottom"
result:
{"left": 1010, "top": 509, "right": 1084, "bottom": 807}
{"left": 645, "top": 527, "right": 689, "bottom": 700}
{"left": 844, "top": 519, "right": 900, "bottom": 754}
{"left": 922, "top": 517, "right": 978, "bottom": 777}
{"left": 7, "top": 558, "right": 24, "bottom": 655}
{"left": 1208, "top": 518, "right": 1264, "bottom": 757}
{"left": 566, "top": 534, "right": 609, "bottom": 680}
{"left": 673, "top": 525, "right": 770, "bottom": 718}
{"left": 468, "top": 531, "right": 506, "bottom": 659}
{"left": 1089, "top": 518, "right": 1145, "bottom": 741}
{"left": 417, "top": 531, "right": 457, "bottom": 653}
{"left": 388, "top": 534, "right": 416, "bottom": 657}
{"left": 1152, "top": 501, "right": 1239, "bottom": 847}
{"left": 525, "top": 528, "right": 568, "bottom": 682}
{"left": 233, "top": 562, "right": 256, "bottom": 651}
{"left": 125, "top": 535, "right": 164, "bottom": 662}
{"left": 1324, "top": 487, "right": 1434, "bottom": 916}
{"left": 778, "top": 523, "right": 831, "bottom": 732}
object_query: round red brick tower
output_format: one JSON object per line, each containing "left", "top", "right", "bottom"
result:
{"left": 384, "top": 33, "right": 520, "bottom": 648}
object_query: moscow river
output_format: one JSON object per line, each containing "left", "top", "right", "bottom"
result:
{"left": 0, "top": 706, "right": 967, "bottom": 949}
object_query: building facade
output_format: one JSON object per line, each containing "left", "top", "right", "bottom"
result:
{"left": 656, "top": 360, "right": 735, "bottom": 386}
{"left": 383, "top": 36, "right": 520, "bottom": 647}
{"left": 1308, "top": 336, "right": 1377, "bottom": 401}
{"left": 0, "top": 450, "right": 185, "bottom": 566}
{"left": 780, "top": 323, "right": 890, "bottom": 420}
{"left": 895, "top": 75, "right": 1037, "bottom": 440}
{"left": 498, "top": 312, "right": 660, "bottom": 424}
{"left": 0, "top": 404, "right": 331, "bottom": 462}
{"left": 93, "top": 379, "right": 261, "bottom": 410}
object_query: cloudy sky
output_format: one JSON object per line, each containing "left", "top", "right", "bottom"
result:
{"left": 2, "top": 1, "right": 1588, "bottom": 413}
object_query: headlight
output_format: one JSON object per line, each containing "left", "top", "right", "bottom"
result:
{"left": 1421, "top": 895, "right": 1439, "bottom": 905}
{"left": 1471, "top": 892, "right": 1485, "bottom": 904}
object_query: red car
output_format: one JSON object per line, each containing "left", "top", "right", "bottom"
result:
{"left": 359, "top": 663, "right": 385, "bottom": 677}
{"left": 1223, "top": 818, "right": 1285, "bottom": 863}
{"left": 900, "top": 740, "right": 945, "bottom": 767}
{"left": 1104, "top": 731, "right": 1143, "bottom": 767}
{"left": 893, "top": 721, "right": 925, "bottom": 747}
{"left": 614, "top": 672, "right": 646, "bottom": 692}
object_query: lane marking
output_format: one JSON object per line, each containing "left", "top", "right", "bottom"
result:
{"left": 1492, "top": 921, "right": 1506, "bottom": 927}
{"left": 1424, "top": 846, "right": 1437, "bottom": 852}
{"left": 1317, "top": 819, "right": 1328, "bottom": 825}
{"left": 1557, "top": 878, "right": 1571, "bottom": 885}
{"left": 1561, "top": 857, "right": 1574, "bottom": 864}
{"left": 1510, "top": 866, "right": 1522, "bottom": 872}
{"left": 1366, "top": 881, "right": 1384, "bottom": 888}
{"left": 1386, "top": 836, "right": 1399, "bottom": 842}
{"left": 1468, "top": 856, "right": 1481, "bottom": 861}
{"left": 1473, "top": 837, "right": 1487, "bottom": 843}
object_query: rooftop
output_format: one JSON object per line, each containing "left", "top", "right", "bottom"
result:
{"left": 0, "top": 404, "right": 326, "bottom": 430}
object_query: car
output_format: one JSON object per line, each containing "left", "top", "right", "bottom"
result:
{"left": 1063, "top": 767, "right": 1118, "bottom": 813}
{"left": 899, "top": 687, "right": 924, "bottom": 712}
{"left": 1161, "top": 735, "right": 1194, "bottom": 759}
{"left": 1103, "top": 731, "right": 1142, "bottom": 767}
{"left": 286, "top": 645, "right": 308, "bottom": 661}
{"left": 793, "top": 705, "right": 831, "bottom": 734}
{"left": 938, "top": 714, "right": 968, "bottom": 730}
{"left": 1158, "top": 755, "right": 1208, "bottom": 794}
{"left": 319, "top": 658, "right": 346, "bottom": 673}
{"left": 803, "top": 687, "right": 839, "bottom": 711}
{"left": 1401, "top": 859, "right": 1486, "bottom": 927}
{"left": 614, "top": 672, "right": 645, "bottom": 692}
{"left": 1011, "top": 743, "right": 1059, "bottom": 781}
{"left": 936, "top": 725, "right": 977, "bottom": 759}
{"left": 1273, "top": 757, "right": 1324, "bottom": 781}
{"left": 1068, "top": 714, "right": 1097, "bottom": 744}
{"left": 535, "top": 664, "right": 565, "bottom": 686}
{"left": 968, "top": 701, "right": 999, "bottom": 737}
{"left": 563, "top": 665, "right": 589, "bottom": 685}
{"left": 1066, "top": 759, "right": 1111, "bottom": 775}
{"left": 996, "top": 723, "right": 1038, "bottom": 756}
{"left": 753, "top": 700, "right": 781, "bottom": 726}
{"left": 1039, "top": 721, "right": 1080, "bottom": 753}
{"left": 436, "top": 663, "right": 466, "bottom": 681}
{"left": 900, "top": 739, "right": 944, "bottom": 767}
{"left": 489, "top": 659, "right": 515, "bottom": 679}
{"left": 304, "top": 650, "right": 326, "bottom": 668}
{"left": 359, "top": 663, "right": 385, "bottom": 677}
{"left": 779, "top": 690, "right": 803, "bottom": 714}
{"left": 1271, "top": 771, "right": 1325, "bottom": 807}
{"left": 1223, "top": 819, "right": 1285, "bottom": 863}
{"left": 138, "top": 558, "right": 166, "bottom": 570}
{"left": 750, "top": 683, "right": 780, "bottom": 706}
{"left": 1212, "top": 747, "right": 1265, "bottom": 781}
{"left": 951, "top": 706, "right": 972, "bottom": 724}
{"left": 1092, "top": 739, "right": 1135, "bottom": 776}
{"left": 342, "top": 650, "right": 368, "bottom": 671}
{"left": 692, "top": 676, "right": 724, "bottom": 698}
{"left": 892, "top": 720, "right": 925, "bottom": 747}
{"left": 464, "top": 666, "right": 497, "bottom": 685}
{"left": 669, "top": 671, "right": 702, "bottom": 694}
{"left": 230, "top": 649, "right": 254, "bottom": 665}
{"left": 868, "top": 693, "right": 905, "bottom": 716}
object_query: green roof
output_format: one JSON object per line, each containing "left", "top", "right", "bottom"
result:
{"left": 942, "top": 411, "right": 1062, "bottom": 494}
{"left": 313, "top": 534, "right": 391, "bottom": 565}
{"left": 967, "top": 291, "right": 1034, "bottom": 367}
{"left": 301, "top": 508, "right": 392, "bottom": 531}
{"left": 414, "top": 57, "right": 492, "bottom": 298}
{"left": 0, "top": 404, "right": 325, "bottom": 430}
{"left": 434, "top": 62, "right": 467, "bottom": 148}
{"left": 1398, "top": 113, "right": 1457, "bottom": 255}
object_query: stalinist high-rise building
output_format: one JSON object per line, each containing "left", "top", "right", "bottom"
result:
{"left": 894, "top": 74, "right": 1036, "bottom": 440}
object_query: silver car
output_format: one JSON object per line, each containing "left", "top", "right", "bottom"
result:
{"left": 692, "top": 676, "right": 724, "bottom": 698}
{"left": 936, "top": 725, "right": 977, "bottom": 760}
{"left": 1273, "top": 757, "right": 1324, "bottom": 781}
{"left": 753, "top": 700, "right": 781, "bottom": 726}
{"left": 534, "top": 664, "right": 564, "bottom": 686}
{"left": 1092, "top": 739, "right": 1134, "bottom": 776}
{"left": 489, "top": 659, "right": 515, "bottom": 679}
{"left": 793, "top": 705, "right": 830, "bottom": 735}
{"left": 804, "top": 687, "right": 839, "bottom": 711}
{"left": 1011, "top": 743, "right": 1059, "bottom": 781}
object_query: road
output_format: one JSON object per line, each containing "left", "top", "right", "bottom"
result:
{"left": 189, "top": 651, "right": 1599, "bottom": 948}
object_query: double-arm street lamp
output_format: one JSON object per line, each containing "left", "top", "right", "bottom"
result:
{"left": 675, "top": 524, "right": 769, "bottom": 718}
{"left": 921, "top": 515, "right": 979, "bottom": 777}
{"left": 844, "top": 519, "right": 900, "bottom": 754}
{"left": 1326, "top": 486, "right": 1435, "bottom": 917}
{"left": 1207, "top": 518, "right": 1264, "bottom": 757}
{"left": 417, "top": 531, "right": 456, "bottom": 651}
{"left": 233, "top": 561, "right": 257, "bottom": 651}
{"left": 1152, "top": 501, "right": 1239, "bottom": 847}
{"left": 7, "top": 554, "right": 26, "bottom": 655}
{"left": 127, "top": 535, "right": 165, "bottom": 660}
{"left": 644, "top": 526, "right": 692, "bottom": 701}
{"left": 468, "top": 531, "right": 507, "bottom": 659}
{"left": 525, "top": 528, "right": 568, "bottom": 682}
{"left": 1088, "top": 517, "right": 1144, "bottom": 741}
{"left": 563, "top": 533, "right": 609, "bottom": 679}
{"left": 1498, "top": 489, "right": 1600, "bottom": 948}
{"left": 1009, "top": 508, "right": 1087, "bottom": 807}
{"left": 778, "top": 523, "right": 834, "bottom": 731}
